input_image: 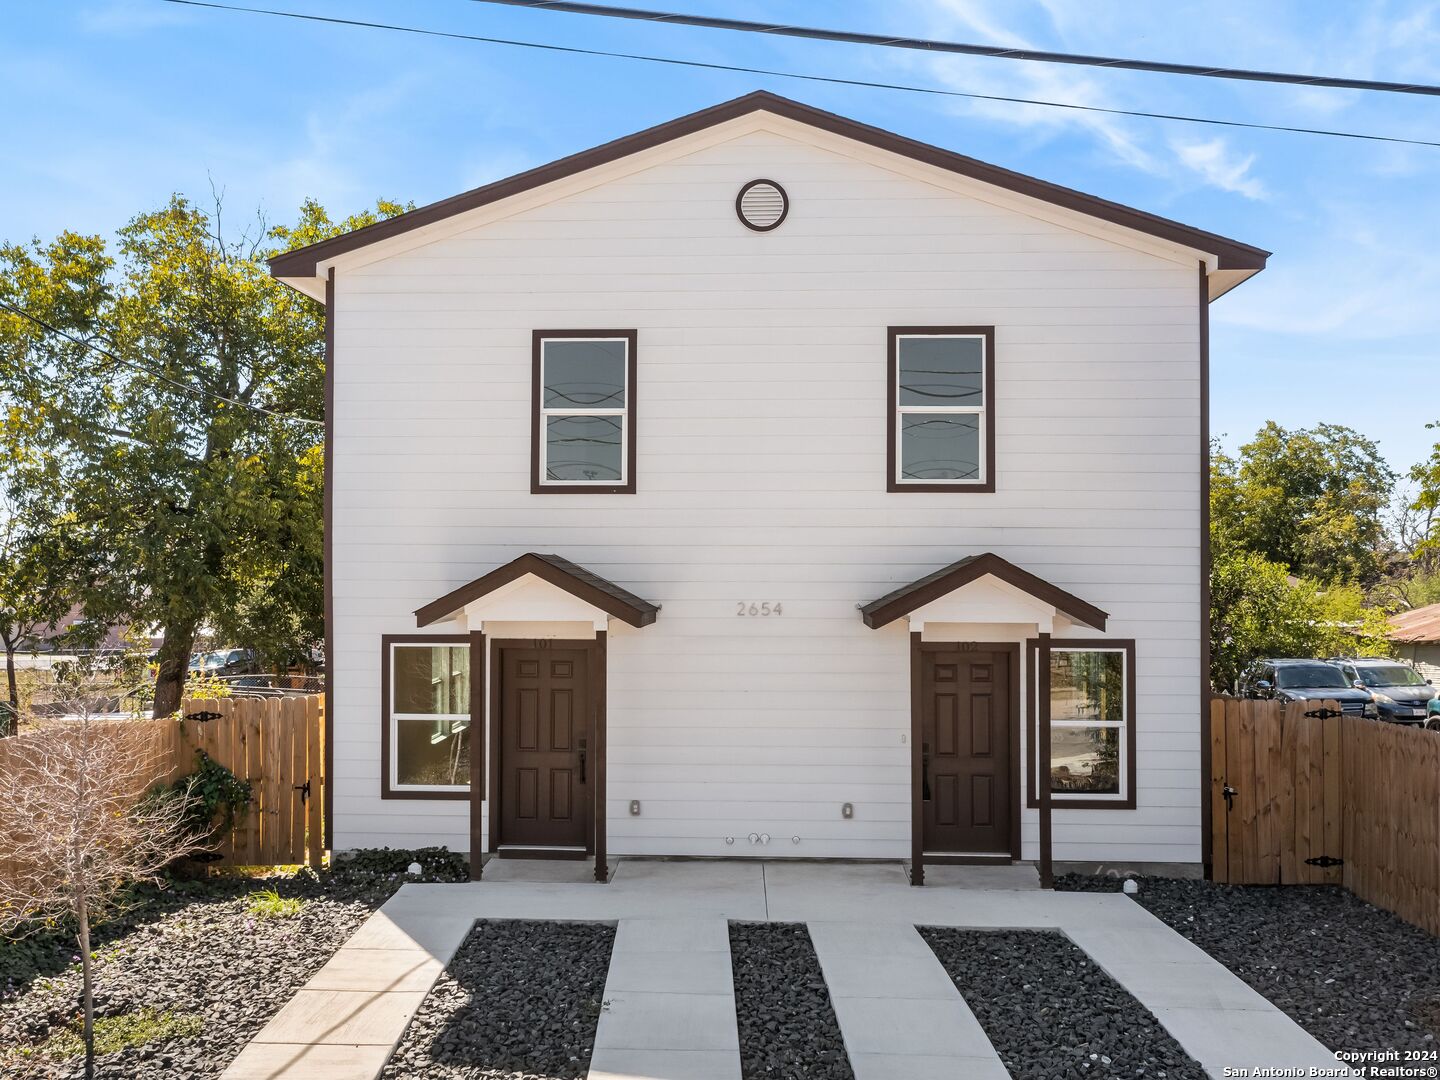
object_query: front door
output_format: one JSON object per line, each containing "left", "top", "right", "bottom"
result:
{"left": 497, "top": 646, "right": 591, "bottom": 853}
{"left": 921, "top": 647, "right": 1013, "bottom": 855}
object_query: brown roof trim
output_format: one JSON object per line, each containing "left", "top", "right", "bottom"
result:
{"left": 414, "top": 552, "right": 659, "bottom": 628}
{"left": 861, "top": 552, "right": 1108, "bottom": 631}
{"left": 269, "top": 90, "right": 1268, "bottom": 282}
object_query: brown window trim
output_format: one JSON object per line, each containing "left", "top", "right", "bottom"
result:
{"left": 887, "top": 326, "right": 996, "bottom": 493}
{"left": 380, "top": 633, "right": 474, "bottom": 801}
{"left": 531, "top": 329, "right": 638, "bottom": 495}
{"left": 1025, "top": 637, "right": 1137, "bottom": 811}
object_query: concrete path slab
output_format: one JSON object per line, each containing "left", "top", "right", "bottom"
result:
{"left": 813, "top": 920, "right": 1008, "bottom": 1079}
{"left": 588, "top": 917, "right": 741, "bottom": 1080}
{"left": 223, "top": 1042, "right": 393, "bottom": 1080}
{"left": 920, "top": 863, "right": 1040, "bottom": 890}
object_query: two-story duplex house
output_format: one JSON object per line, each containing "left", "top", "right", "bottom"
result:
{"left": 269, "top": 92, "right": 1267, "bottom": 883}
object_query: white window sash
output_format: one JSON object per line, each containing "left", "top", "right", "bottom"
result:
{"left": 894, "top": 334, "right": 987, "bottom": 485}
{"left": 1041, "top": 647, "right": 1129, "bottom": 801}
{"left": 390, "top": 643, "right": 471, "bottom": 792}
{"left": 539, "top": 336, "right": 630, "bottom": 486}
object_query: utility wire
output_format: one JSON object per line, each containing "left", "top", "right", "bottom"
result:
{"left": 470, "top": 0, "right": 1440, "bottom": 98}
{"left": 0, "top": 298, "right": 323, "bottom": 426}
{"left": 159, "top": 0, "right": 1440, "bottom": 149}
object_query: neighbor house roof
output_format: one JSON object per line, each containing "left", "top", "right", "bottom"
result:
{"left": 860, "top": 552, "right": 1109, "bottom": 631}
{"left": 414, "top": 552, "right": 659, "bottom": 628}
{"left": 269, "top": 91, "right": 1267, "bottom": 297}
{"left": 1388, "top": 603, "right": 1440, "bottom": 644}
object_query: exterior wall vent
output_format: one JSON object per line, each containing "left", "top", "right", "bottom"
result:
{"left": 736, "top": 179, "right": 788, "bottom": 232}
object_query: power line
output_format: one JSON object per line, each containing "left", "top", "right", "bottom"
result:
{"left": 0, "top": 298, "right": 323, "bottom": 426}
{"left": 159, "top": 1, "right": 1440, "bottom": 149}
{"left": 470, "top": 0, "right": 1440, "bottom": 98}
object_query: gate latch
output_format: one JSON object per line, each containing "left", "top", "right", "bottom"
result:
{"left": 1304, "top": 854, "right": 1344, "bottom": 868}
{"left": 1222, "top": 784, "right": 1236, "bottom": 811}
{"left": 294, "top": 780, "right": 311, "bottom": 804}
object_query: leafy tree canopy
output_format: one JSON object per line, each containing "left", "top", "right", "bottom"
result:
{"left": 0, "top": 194, "right": 406, "bottom": 715}
{"left": 1212, "top": 422, "right": 1396, "bottom": 584}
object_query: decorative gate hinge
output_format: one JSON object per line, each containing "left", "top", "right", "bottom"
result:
{"left": 184, "top": 710, "right": 224, "bottom": 723}
{"left": 1304, "top": 706, "right": 1345, "bottom": 719}
{"left": 1304, "top": 855, "right": 1344, "bottom": 868}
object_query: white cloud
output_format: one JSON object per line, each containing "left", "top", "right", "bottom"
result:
{"left": 897, "top": 0, "right": 1268, "bottom": 198}
{"left": 1171, "top": 138, "right": 1268, "bottom": 199}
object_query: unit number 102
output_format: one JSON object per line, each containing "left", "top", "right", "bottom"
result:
{"left": 737, "top": 602, "right": 783, "bottom": 616}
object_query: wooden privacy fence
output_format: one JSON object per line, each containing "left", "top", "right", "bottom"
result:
{"left": 1210, "top": 696, "right": 1440, "bottom": 935}
{"left": 0, "top": 696, "right": 324, "bottom": 872}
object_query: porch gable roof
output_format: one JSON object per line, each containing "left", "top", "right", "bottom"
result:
{"left": 860, "top": 552, "right": 1108, "bottom": 631}
{"left": 414, "top": 552, "right": 659, "bottom": 628}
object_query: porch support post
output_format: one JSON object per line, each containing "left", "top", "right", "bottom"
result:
{"left": 594, "top": 630, "right": 609, "bottom": 883}
{"left": 1037, "top": 631, "right": 1054, "bottom": 889}
{"left": 909, "top": 630, "right": 924, "bottom": 886}
{"left": 468, "top": 630, "right": 486, "bottom": 881}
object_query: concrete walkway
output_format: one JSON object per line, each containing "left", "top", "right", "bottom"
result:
{"left": 588, "top": 918, "right": 742, "bottom": 1080}
{"left": 222, "top": 859, "right": 1350, "bottom": 1080}
{"left": 810, "top": 921, "right": 1008, "bottom": 1080}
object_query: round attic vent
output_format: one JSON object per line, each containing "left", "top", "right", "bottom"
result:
{"left": 736, "top": 179, "right": 788, "bottom": 232}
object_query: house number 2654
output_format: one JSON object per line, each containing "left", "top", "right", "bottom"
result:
{"left": 737, "top": 602, "right": 783, "bottom": 616}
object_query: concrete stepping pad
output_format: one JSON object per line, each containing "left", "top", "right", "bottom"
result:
{"left": 588, "top": 917, "right": 741, "bottom": 1080}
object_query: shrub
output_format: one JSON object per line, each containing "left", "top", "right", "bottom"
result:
{"left": 245, "top": 888, "right": 302, "bottom": 919}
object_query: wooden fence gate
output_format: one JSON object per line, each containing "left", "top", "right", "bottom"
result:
{"left": 1210, "top": 696, "right": 1440, "bottom": 935}
{"left": 168, "top": 696, "right": 325, "bottom": 867}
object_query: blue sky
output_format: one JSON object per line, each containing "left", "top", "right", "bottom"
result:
{"left": 6, "top": 0, "right": 1439, "bottom": 481}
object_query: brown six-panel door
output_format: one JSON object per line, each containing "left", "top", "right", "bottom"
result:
{"left": 921, "top": 648, "right": 1012, "bottom": 854}
{"left": 498, "top": 647, "right": 591, "bottom": 851}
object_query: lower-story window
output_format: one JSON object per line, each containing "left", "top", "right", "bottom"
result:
{"left": 1027, "top": 639, "right": 1136, "bottom": 809}
{"left": 383, "top": 636, "right": 472, "bottom": 798}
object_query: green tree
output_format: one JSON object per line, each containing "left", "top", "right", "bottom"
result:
{"left": 0, "top": 235, "right": 113, "bottom": 733}
{"left": 0, "top": 195, "right": 404, "bottom": 716}
{"left": 1212, "top": 422, "right": 1396, "bottom": 584}
{"left": 1209, "top": 548, "right": 1392, "bottom": 691}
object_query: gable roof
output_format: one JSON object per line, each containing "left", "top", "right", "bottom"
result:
{"left": 1389, "top": 603, "right": 1440, "bottom": 644}
{"left": 414, "top": 552, "right": 659, "bottom": 628}
{"left": 860, "top": 552, "right": 1108, "bottom": 631}
{"left": 269, "top": 91, "right": 1267, "bottom": 292}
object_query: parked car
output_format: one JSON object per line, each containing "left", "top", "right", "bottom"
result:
{"left": 1329, "top": 658, "right": 1438, "bottom": 728}
{"left": 188, "top": 648, "right": 257, "bottom": 677}
{"left": 1237, "top": 659, "right": 1376, "bottom": 717}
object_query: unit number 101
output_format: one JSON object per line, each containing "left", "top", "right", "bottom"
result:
{"left": 737, "top": 602, "right": 783, "bottom": 616}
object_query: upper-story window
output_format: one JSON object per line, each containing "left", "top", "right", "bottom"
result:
{"left": 887, "top": 327, "right": 995, "bottom": 492}
{"left": 532, "top": 330, "right": 637, "bottom": 494}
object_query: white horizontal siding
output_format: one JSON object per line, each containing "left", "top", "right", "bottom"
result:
{"left": 327, "top": 127, "right": 1204, "bottom": 866}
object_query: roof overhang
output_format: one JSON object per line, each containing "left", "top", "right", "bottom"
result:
{"left": 861, "top": 552, "right": 1108, "bottom": 632}
{"left": 269, "top": 90, "right": 1267, "bottom": 302}
{"left": 415, "top": 553, "right": 658, "bottom": 629}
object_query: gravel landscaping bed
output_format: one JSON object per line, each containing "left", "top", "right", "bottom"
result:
{"left": 381, "top": 919, "right": 615, "bottom": 1080}
{"left": 728, "top": 921, "right": 854, "bottom": 1080}
{"left": 1060, "top": 875, "right": 1440, "bottom": 1063}
{"left": 0, "top": 847, "right": 467, "bottom": 1079}
{"left": 920, "top": 927, "right": 1207, "bottom": 1080}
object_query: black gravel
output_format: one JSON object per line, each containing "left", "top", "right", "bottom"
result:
{"left": 1059, "top": 874, "right": 1440, "bottom": 1065}
{"left": 728, "top": 921, "right": 854, "bottom": 1080}
{"left": 0, "top": 847, "right": 468, "bottom": 1079}
{"left": 382, "top": 919, "right": 614, "bottom": 1080}
{"left": 920, "top": 927, "right": 1208, "bottom": 1080}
